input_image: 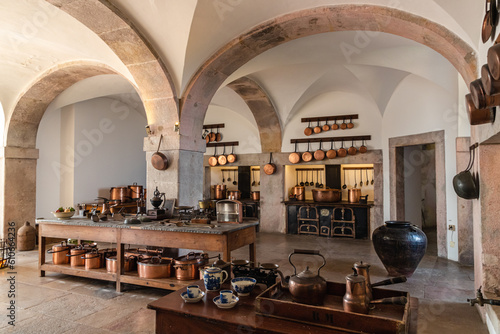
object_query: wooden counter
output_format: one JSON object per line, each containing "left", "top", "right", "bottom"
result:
{"left": 36, "top": 218, "right": 258, "bottom": 292}
{"left": 148, "top": 280, "right": 418, "bottom": 334}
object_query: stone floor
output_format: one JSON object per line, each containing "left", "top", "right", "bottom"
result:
{"left": 0, "top": 232, "right": 488, "bottom": 334}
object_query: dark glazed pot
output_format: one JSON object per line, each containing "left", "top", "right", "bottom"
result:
{"left": 372, "top": 221, "right": 427, "bottom": 277}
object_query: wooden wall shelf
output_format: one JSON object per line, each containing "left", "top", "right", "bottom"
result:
{"left": 206, "top": 141, "right": 239, "bottom": 147}
{"left": 301, "top": 114, "right": 358, "bottom": 123}
{"left": 203, "top": 123, "right": 225, "bottom": 129}
{"left": 290, "top": 135, "right": 371, "bottom": 144}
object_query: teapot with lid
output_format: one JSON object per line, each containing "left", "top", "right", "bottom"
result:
{"left": 343, "top": 268, "right": 370, "bottom": 314}
{"left": 279, "top": 249, "right": 327, "bottom": 305}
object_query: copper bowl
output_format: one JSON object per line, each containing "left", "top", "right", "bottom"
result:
{"left": 312, "top": 189, "right": 341, "bottom": 202}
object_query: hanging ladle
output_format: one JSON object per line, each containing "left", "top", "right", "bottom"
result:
{"left": 360, "top": 169, "right": 363, "bottom": 187}
{"left": 315, "top": 170, "right": 320, "bottom": 188}
{"left": 366, "top": 169, "right": 369, "bottom": 187}
{"left": 222, "top": 170, "right": 225, "bottom": 183}
{"left": 295, "top": 170, "right": 299, "bottom": 187}
{"left": 354, "top": 169, "right": 357, "bottom": 188}
{"left": 252, "top": 169, "right": 256, "bottom": 186}
{"left": 305, "top": 170, "right": 310, "bottom": 187}
{"left": 233, "top": 170, "right": 238, "bottom": 185}
{"left": 319, "top": 170, "right": 324, "bottom": 188}
{"left": 300, "top": 170, "right": 305, "bottom": 186}
{"left": 371, "top": 169, "right": 374, "bottom": 185}
{"left": 342, "top": 168, "right": 347, "bottom": 189}
{"left": 227, "top": 169, "right": 232, "bottom": 182}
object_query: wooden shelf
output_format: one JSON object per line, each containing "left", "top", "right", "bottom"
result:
{"left": 203, "top": 123, "right": 225, "bottom": 129}
{"left": 121, "top": 272, "right": 195, "bottom": 290}
{"left": 41, "top": 263, "right": 117, "bottom": 281}
{"left": 291, "top": 135, "right": 371, "bottom": 144}
{"left": 206, "top": 141, "right": 238, "bottom": 147}
{"left": 301, "top": 114, "right": 358, "bottom": 123}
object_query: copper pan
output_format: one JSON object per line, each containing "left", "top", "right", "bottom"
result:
{"left": 488, "top": 43, "right": 500, "bottom": 80}
{"left": 482, "top": 6, "right": 492, "bottom": 44}
{"left": 359, "top": 140, "right": 368, "bottom": 154}
{"left": 348, "top": 140, "right": 357, "bottom": 156}
{"left": 218, "top": 145, "right": 227, "bottom": 166}
{"left": 208, "top": 146, "right": 218, "bottom": 167}
{"left": 337, "top": 140, "right": 347, "bottom": 157}
{"left": 326, "top": 141, "right": 337, "bottom": 159}
{"left": 347, "top": 117, "right": 354, "bottom": 129}
{"left": 322, "top": 120, "right": 330, "bottom": 131}
{"left": 302, "top": 142, "right": 313, "bottom": 162}
{"left": 314, "top": 141, "right": 325, "bottom": 161}
{"left": 289, "top": 142, "right": 301, "bottom": 164}
{"left": 470, "top": 78, "right": 500, "bottom": 109}
{"left": 151, "top": 134, "right": 168, "bottom": 170}
{"left": 215, "top": 126, "right": 222, "bottom": 142}
{"left": 313, "top": 121, "right": 322, "bottom": 134}
{"left": 264, "top": 153, "right": 276, "bottom": 175}
{"left": 304, "top": 121, "right": 313, "bottom": 136}
{"left": 340, "top": 118, "right": 348, "bottom": 130}
{"left": 331, "top": 119, "right": 339, "bottom": 130}
{"left": 481, "top": 64, "right": 500, "bottom": 96}
{"left": 227, "top": 145, "right": 237, "bottom": 163}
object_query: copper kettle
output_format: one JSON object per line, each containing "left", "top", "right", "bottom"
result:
{"left": 279, "top": 249, "right": 327, "bottom": 305}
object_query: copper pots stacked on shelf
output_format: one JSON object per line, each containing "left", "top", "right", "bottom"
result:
{"left": 47, "top": 241, "right": 75, "bottom": 265}
{"left": 138, "top": 256, "right": 172, "bottom": 279}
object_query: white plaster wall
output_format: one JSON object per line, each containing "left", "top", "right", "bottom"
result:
{"left": 203, "top": 105, "right": 261, "bottom": 155}
{"left": 382, "top": 74, "right": 459, "bottom": 261}
{"left": 72, "top": 97, "right": 147, "bottom": 204}
{"left": 36, "top": 105, "right": 61, "bottom": 217}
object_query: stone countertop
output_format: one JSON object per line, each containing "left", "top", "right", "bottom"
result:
{"left": 283, "top": 200, "right": 374, "bottom": 207}
{"left": 35, "top": 217, "right": 259, "bottom": 235}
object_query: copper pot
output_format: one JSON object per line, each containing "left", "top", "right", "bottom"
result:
{"left": 173, "top": 252, "right": 208, "bottom": 280}
{"left": 66, "top": 246, "right": 89, "bottom": 267}
{"left": 293, "top": 186, "right": 305, "bottom": 201}
{"left": 302, "top": 142, "right": 313, "bottom": 162}
{"left": 138, "top": 256, "right": 172, "bottom": 278}
{"left": 488, "top": 43, "right": 500, "bottom": 80}
{"left": 264, "top": 153, "right": 276, "bottom": 175}
{"left": 313, "top": 121, "right": 322, "bottom": 134}
{"left": 348, "top": 141, "right": 357, "bottom": 155}
{"left": 215, "top": 184, "right": 227, "bottom": 200}
{"left": 359, "top": 140, "right": 368, "bottom": 154}
{"left": 128, "top": 183, "right": 143, "bottom": 200}
{"left": 326, "top": 141, "right": 337, "bottom": 159}
{"left": 227, "top": 190, "right": 241, "bottom": 200}
{"left": 337, "top": 141, "right": 347, "bottom": 157}
{"left": 47, "top": 241, "right": 74, "bottom": 265}
{"left": 312, "top": 188, "right": 341, "bottom": 202}
{"left": 470, "top": 78, "right": 500, "bottom": 109}
{"left": 251, "top": 191, "right": 260, "bottom": 201}
{"left": 465, "top": 94, "right": 495, "bottom": 125}
{"left": 331, "top": 119, "right": 339, "bottom": 130}
{"left": 208, "top": 146, "right": 218, "bottom": 167}
{"left": 82, "top": 249, "right": 103, "bottom": 270}
{"left": 304, "top": 121, "right": 313, "bottom": 136}
{"left": 151, "top": 134, "right": 169, "bottom": 170}
{"left": 289, "top": 142, "right": 301, "bottom": 164}
{"left": 314, "top": 141, "right": 325, "bottom": 161}
{"left": 106, "top": 255, "right": 137, "bottom": 273}
{"left": 110, "top": 187, "right": 131, "bottom": 203}
{"left": 218, "top": 146, "right": 227, "bottom": 166}
{"left": 348, "top": 188, "right": 362, "bottom": 203}
{"left": 227, "top": 146, "right": 237, "bottom": 163}
{"left": 322, "top": 121, "right": 330, "bottom": 131}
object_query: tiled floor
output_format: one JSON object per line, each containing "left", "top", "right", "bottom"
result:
{"left": 0, "top": 232, "right": 488, "bottom": 333}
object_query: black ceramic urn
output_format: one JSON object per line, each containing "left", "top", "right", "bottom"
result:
{"left": 372, "top": 221, "right": 427, "bottom": 277}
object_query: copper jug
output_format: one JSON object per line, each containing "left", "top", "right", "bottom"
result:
{"left": 354, "top": 261, "right": 407, "bottom": 303}
{"left": 279, "top": 249, "right": 327, "bottom": 305}
{"left": 343, "top": 269, "right": 370, "bottom": 314}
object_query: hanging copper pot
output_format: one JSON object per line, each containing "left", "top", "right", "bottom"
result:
{"left": 332, "top": 119, "right": 339, "bottom": 130}
{"left": 347, "top": 117, "right": 354, "bottom": 129}
{"left": 218, "top": 145, "right": 227, "bottom": 166}
{"left": 465, "top": 94, "right": 495, "bottom": 125}
{"left": 151, "top": 134, "right": 169, "bottom": 170}
{"left": 304, "top": 121, "right": 313, "bottom": 136}
{"left": 302, "top": 142, "right": 313, "bottom": 162}
{"left": 227, "top": 145, "right": 237, "bottom": 163}
{"left": 289, "top": 142, "right": 301, "bottom": 164}
{"left": 359, "top": 140, "right": 368, "bottom": 154}
{"left": 215, "top": 126, "right": 222, "bottom": 142}
{"left": 208, "top": 146, "right": 218, "bottom": 167}
{"left": 340, "top": 118, "right": 348, "bottom": 130}
{"left": 314, "top": 141, "right": 325, "bottom": 161}
{"left": 348, "top": 140, "right": 357, "bottom": 156}
{"left": 322, "top": 120, "right": 330, "bottom": 131}
{"left": 264, "top": 152, "right": 277, "bottom": 175}
{"left": 313, "top": 120, "right": 322, "bottom": 134}
{"left": 337, "top": 140, "right": 347, "bottom": 157}
{"left": 326, "top": 141, "right": 337, "bottom": 159}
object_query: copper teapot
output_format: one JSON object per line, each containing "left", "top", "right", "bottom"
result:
{"left": 353, "top": 261, "right": 407, "bottom": 302}
{"left": 279, "top": 249, "right": 327, "bottom": 305}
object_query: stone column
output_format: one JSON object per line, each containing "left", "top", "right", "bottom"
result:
{"left": 144, "top": 135, "right": 204, "bottom": 211}
{"left": 259, "top": 153, "right": 285, "bottom": 233}
{"left": 1, "top": 147, "right": 39, "bottom": 240}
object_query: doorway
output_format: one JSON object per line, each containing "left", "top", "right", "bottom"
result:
{"left": 389, "top": 130, "right": 446, "bottom": 258}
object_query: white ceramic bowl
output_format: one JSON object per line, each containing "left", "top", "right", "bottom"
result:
{"left": 52, "top": 211, "right": 75, "bottom": 219}
{"left": 231, "top": 277, "right": 257, "bottom": 296}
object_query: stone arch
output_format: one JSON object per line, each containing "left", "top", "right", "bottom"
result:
{"left": 181, "top": 4, "right": 477, "bottom": 152}
{"left": 46, "top": 0, "right": 178, "bottom": 138}
{"left": 2, "top": 60, "right": 131, "bottom": 238}
{"left": 227, "top": 77, "right": 281, "bottom": 153}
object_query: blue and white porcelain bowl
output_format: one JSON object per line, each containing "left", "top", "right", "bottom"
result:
{"left": 231, "top": 277, "right": 257, "bottom": 296}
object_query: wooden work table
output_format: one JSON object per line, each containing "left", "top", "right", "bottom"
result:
{"left": 148, "top": 281, "right": 418, "bottom": 334}
{"left": 36, "top": 218, "right": 258, "bottom": 292}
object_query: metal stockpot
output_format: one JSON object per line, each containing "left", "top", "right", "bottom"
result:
{"left": 293, "top": 186, "right": 305, "bottom": 201}
{"left": 348, "top": 188, "right": 361, "bottom": 203}
{"left": 137, "top": 256, "right": 172, "bottom": 278}
{"left": 106, "top": 255, "right": 137, "bottom": 273}
{"left": 66, "top": 247, "right": 88, "bottom": 267}
{"left": 47, "top": 241, "right": 74, "bottom": 265}
{"left": 82, "top": 249, "right": 103, "bottom": 270}
{"left": 215, "top": 184, "right": 226, "bottom": 200}
{"left": 173, "top": 252, "right": 208, "bottom": 280}
{"left": 251, "top": 191, "right": 260, "bottom": 201}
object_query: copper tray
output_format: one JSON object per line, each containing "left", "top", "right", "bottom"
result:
{"left": 255, "top": 281, "right": 409, "bottom": 334}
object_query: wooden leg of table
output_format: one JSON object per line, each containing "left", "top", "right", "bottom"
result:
{"left": 116, "top": 230, "right": 123, "bottom": 293}
{"left": 39, "top": 231, "right": 46, "bottom": 277}
{"left": 249, "top": 243, "right": 256, "bottom": 264}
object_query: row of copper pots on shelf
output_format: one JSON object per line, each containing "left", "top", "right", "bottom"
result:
{"left": 208, "top": 146, "right": 237, "bottom": 166}
{"left": 304, "top": 118, "right": 355, "bottom": 136}
{"left": 466, "top": 43, "right": 500, "bottom": 125}
{"left": 203, "top": 127, "right": 224, "bottom": 143}
{"left": 289, "top": 140, "right": 368, "bottom": 164}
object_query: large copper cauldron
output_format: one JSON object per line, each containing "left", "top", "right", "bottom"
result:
{"left": 312, "top": 189, "right": 341, "bottom": 202}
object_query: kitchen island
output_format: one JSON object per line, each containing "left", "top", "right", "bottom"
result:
{"left": 36, "top": 217, "right": 258, "bottom": 292}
